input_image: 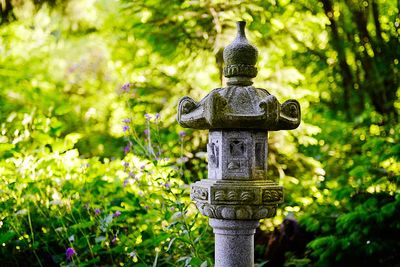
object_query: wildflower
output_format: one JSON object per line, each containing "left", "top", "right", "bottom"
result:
{"left": 144, "top": 113, "right": 152, "bottom": 121}
{"left": 121, "top": 83, "right": 131, "bottom": 92}
{"left": 123, "top": 118, "right": 131, "bottom": 124}
{"left": 113, "top": 211, "right": 122, "bottom": 218}
{"left": 55, "top": 227, "right": 64, "bottom": 233}
{"left": 94, "top": 208, "right": 101, "bottom": 215}
{"left": 49, "top": 199, "right": 63, "bottom": 205}
{"left": 66, "top": 247, "right": 76, "bottom": 260}
{"left": 155, "top": 113, "right": 160, "bottom": 120}
{"left": 179, "top": 131, "right": 186, "bottom": 138}
{"left": 177, "top": 156, "right": 189, "bottom": 164}
{"left": 123, "top": 162, "right": 129, "bottom": 168}
{"left": 129, "top": 251, "right": 137, "bottom": 258}
{"left": 122, "top": 125, "right": 130, "bottom": 132}
{"left": 123, "top": 179, "right": 128, "bottom": 188}
{"left": 124, "top": 144, "right": 130, "bottom": 154}
{"left": 15, "top": 209, "right": 28, "bottom": 216}
{"left": 171, "top": 211, "right": 183, "bottom": 221}
{"left": 128, "top": 171, "right": 135, "bottom": 178}
{"left": 144, "top": 129, "right": 150, "bottom": 136}
{"left": 81, "top": 163, "right": 90, "bottom": 168}
{"left": 67, "top": 64, "right": 78, "bottom": 73}
{"left": 164, "top": 182, "right": 171, "bottom": 189}
{"left": 111, "top": 236, "right": 117, "bottom": 244}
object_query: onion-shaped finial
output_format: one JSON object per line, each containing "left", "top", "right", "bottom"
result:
{"left": 223, "top": 21, "right": 258, "bottom": 79}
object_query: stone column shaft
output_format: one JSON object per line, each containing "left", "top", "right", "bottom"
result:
{"left": 210, "top": 219, "right": 259, "bottom": 267}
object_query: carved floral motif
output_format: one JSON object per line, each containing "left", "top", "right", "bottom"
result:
{"left": 195, "top": 202, "right": 277, "bottom": 220}
{"left": 262, "top": 189, "right": 283, "bottom": 202}
{"left": 213, "top": 189, "right": 255, "bottom": 202}
{"left": 191, "top": 186, "right": 208, "bottom": 201}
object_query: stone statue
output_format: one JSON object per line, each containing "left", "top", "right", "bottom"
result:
{"left": 177, "top": 21, "right": 301, "bottom": 267}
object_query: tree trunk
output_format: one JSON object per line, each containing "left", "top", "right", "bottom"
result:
{"left": 320, "top": 0, "right": 354, "bottom": 118}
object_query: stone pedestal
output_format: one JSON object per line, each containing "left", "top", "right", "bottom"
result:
{"left": 210, "top": 219, "right": 259, "bottom": 267}
{"left": 190, "top": 131, "right": 283, "bottom": 220}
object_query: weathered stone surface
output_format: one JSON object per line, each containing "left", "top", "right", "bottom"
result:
{"left": 177, "top": 21, "right": 301, "bottom": 131}
{"left": 177, "top": 21, "right": 301, "bottom": 267}
{"left": 223, "top": 21, "right": 258, "bottom": 75}
{"left": 191, "top": 181, "right": 283, "bottom": 205}
{"left": 177, "top": 86, "right": 301, "bottom": 130}
{"left": 191, "top": 179, "right": 282, "bottom": 220}
{"left": 208, "top": 130, "right": 268, "bottom": 180}
{"left": 210, "top": 219, "right": 259, "bottom": 267}
{"left": 190, "top": 130, "right": 282, "bottom": 220}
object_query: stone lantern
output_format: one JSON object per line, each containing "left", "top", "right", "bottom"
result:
{"left": 177, "top": 21, "right": 301, "bottom": 267}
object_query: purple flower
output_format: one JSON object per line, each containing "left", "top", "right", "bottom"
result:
{"left": 94, "top": 208, "right": 101, "bottom": 215}
{"left": 144, "top": 113, "right": 152, "bottom": 121}
{"left": 67, "top": 64, "right": 78, "bottom": 74}
{"left": 128, "top": 171, "right": 135, "bottom": 178}
{"left": 144, "top": 129, "right": 150, "bottom": 136}
{"left": 179, "top": 131, "right": 186, "bottom": 138}
{"left": 121, "top": 83, "right": 131, "bottom": 92}
{"left": 111, "top": 236, "right": 117, "bottom": 244}
{"left": 123, "top": 162, "right": 129, "bottom": 168}
{"left": 122, "top": 125, "right": 130, "bottom": 132}
{"left": 129, "top": 251, "right": 137, "bottom": 258}
{"left": 164, "top": 182, "right": 170, "bottom": 189}
{"left": 123, "top": 179, "right": 128, "bottom": 188}
{"left": 113, "top": 211, "right": 121, "bottom": 218}
{"left": 155, "top": 113, "right": 160, "bottom": 120}
{"left": 123, "top": 118, "right": 131, "bottom": 124}
{"left": 124, "top": 144, "right": 130, "bottom": 154}
{"left": 66, "top": 247, "right": 76, "bottom": 260}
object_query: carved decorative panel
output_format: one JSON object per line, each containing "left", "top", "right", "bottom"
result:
{"left": 230, "top": 140, "right": 245, "bottom": 156}
{"left": 227, "top": 160, "right": 241, "bottom": 170}
{"left": 208, "top": 142, "right": 219, "bottom": 168}
{"left": 213, "top": 189, "right": 255, "bottom": 202}
{"left": 195, "top": 202, "right": 277, "bottom": 220}
{"left": 191, "top": 186, "right": 208, "bottom": 201}
{"left": 255, "top": 142, "right": 265, "bottom": 169}
{"left": 262, "top": 189, "right": 283, "bottom": 203}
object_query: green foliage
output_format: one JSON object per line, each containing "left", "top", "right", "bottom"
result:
{"left": 0, "top": 110, "right": 212, "bottom": 266}
{"left": 298, "top": 109, "right": 400, "bottom": 267}
{"left": 0, "top": 0, "right": 399, "bottom": 266}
